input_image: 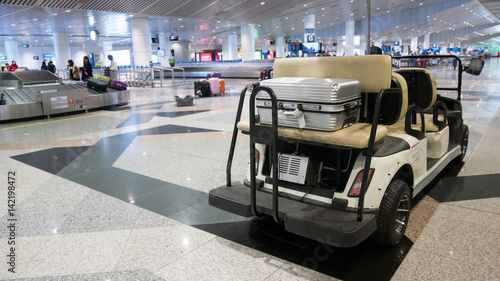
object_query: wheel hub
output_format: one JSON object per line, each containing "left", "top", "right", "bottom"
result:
{"left": 395, "top": 194, "right": 410, "bottom": 236}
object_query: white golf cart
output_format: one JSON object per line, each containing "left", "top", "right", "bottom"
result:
{"left": 209, "top": 55, "right": 484, "bottom": 247}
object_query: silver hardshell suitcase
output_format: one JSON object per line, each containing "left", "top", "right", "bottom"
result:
{"left": 256, "top": 77, "right": 361, "bottom": 131}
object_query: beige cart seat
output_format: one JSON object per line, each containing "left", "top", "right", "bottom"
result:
{"left": 237, "top": 119, "right": 388, "bottom": 149}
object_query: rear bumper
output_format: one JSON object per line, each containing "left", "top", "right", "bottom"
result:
{"left": 209, "top": 182, "right": 377, "bottom": 247}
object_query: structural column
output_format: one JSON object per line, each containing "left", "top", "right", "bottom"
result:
{"left": 424, "top": 33, "right": 430, "bottom": 50}
{"left": 159, "top": 35, "right": 170, "bottom": 66}
{"left": 227, "top": 34, "right": 238, "bottom": 61}
{"left": 53, "top": 32, "right": 71, "bottom": 72}
{"left": 374, "top": 38, "right": 383, "bottom": 48}
{"left": 241, "top": 24, "right": 255, "bottom": 61}
{"left": 170, "top": 40, "right": 190, "bottom": 62}
{"left": 131, "top": 17, "right": 152, "bottom": 67}
{"left": 276, "top": 36, "right": 285, "bottom": 58}
{"left": 304, "top": 14, "right": 315, "bottom": 42}
{"left": 102, "top": 42, "right": 113, "bottom": 66}
{"left": 345, "top": 20, "right": 355, "bottom": 56}
{"left": 5, "top": 40, "right": 19, "bottom": 65}
{"left": 411, "top": 37, "right": 418, "bottom": 53}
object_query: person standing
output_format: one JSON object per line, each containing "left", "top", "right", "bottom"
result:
{"left": 3, "top": 63, "right": 9, "bottom": 72}
{"left": 48, "top": 61, "right": 56, "bottom": 74}
{"left": 8, "top": 60, "right": 18, "bottom": 71}
{"left": 81, "top": 56, "right": 93, "bottom": 81}
{"left": 67, "top": 59, "right": 80, "bottom": 80}
{"left": 41, "top": 61, "right": 48, "bottom": 71}
{"left": 107, "top": 54, "right": 118, "bottom": 79}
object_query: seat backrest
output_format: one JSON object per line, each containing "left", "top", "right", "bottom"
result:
{"left": 394, "top": 68, "right": 437, "bottom": 110}
{"left": 273, "top": 55, "right": 406, "bottom": 125}
{"left": 273, "top": 55, "right": 392, "bottom": 94}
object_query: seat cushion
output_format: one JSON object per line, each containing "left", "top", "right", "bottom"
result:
{"left": 386, "top": 113, "right": 445, "bottom": 134}
{"left": 237, "top": 118, "right": 388, "bottom": 149}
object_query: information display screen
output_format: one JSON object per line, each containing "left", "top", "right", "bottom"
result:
{"left": 302, "top": 42, "right": 320, "bottom": 53}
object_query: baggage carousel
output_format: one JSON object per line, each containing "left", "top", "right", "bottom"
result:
{"left": 0, "top": 71, "right": 130, "bottom": 122}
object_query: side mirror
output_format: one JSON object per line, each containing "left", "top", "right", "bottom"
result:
{"left": 465, "top": 58, "right": 484, "bottom": 75}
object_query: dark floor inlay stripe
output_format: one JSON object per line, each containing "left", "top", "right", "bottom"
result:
{"left": 11, "top": 146, "right": 91, "bottom": 175}
{"left": 115, "top": 113, "right": 158, "bottom": 128}
{"left": 138, "top": 124, "right": 218, "bottom": 136}
{"left": 106, "top": 101, "right": 168, "bottom": 112}
{"left": 193, "top": 219, "right": 413, "bottom": 281}
{"left": 425, "top": 173, "right": 500, "bottom": 202}
{"left": 156, "top": 110, "right": 210, "bottom": 118}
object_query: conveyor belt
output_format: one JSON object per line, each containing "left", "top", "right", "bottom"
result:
{"left": 0, "top": 72, "right": 130, "bottom": 122}
{"left": 1, "top": 83, "right": 89, "bottom": 105}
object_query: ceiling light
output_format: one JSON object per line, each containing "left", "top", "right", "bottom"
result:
{"left": 260, "top": 1, "right": 265, "bottom": 5}
{"left": 321, "top": 8, "right": 325, "bottom": 10}
{"left": 180, "top": 25, "right": 184, "bottom": 28}
{"left": 303, "top": 4, "right": 307, "bottom": 6}
{"left": 33, "top": 18, "right": 38, "bottom": 21}
{"left": 285, "top": 17, "right": 288, "bottom": 19}
{"left": 68, "top": 26, "right": 72, "bottom": 28}
{"left": 129, "top": 15, "right": 133, "bottom": 17}
{"left": 53, "top": 13, "right": 57, "bottom": 15}
{"left": 65, "top": 10, "right": 71, "bottom": 12}
{"left": 178, "top": 18, "right": 182, "bottom": 20}
{"left": 10, "top": 24, "right": 15, "bottom": 26}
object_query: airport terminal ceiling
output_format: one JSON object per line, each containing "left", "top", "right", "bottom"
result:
{"left": 0, "top": 0, "right": 499, "bottom": 48}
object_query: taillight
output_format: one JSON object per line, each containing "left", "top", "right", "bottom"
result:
{"left": 255, "top": 150, "right": 260, "bottom": 174}
{"left": 348, "top": 169, "right": 374, "bottom": 197}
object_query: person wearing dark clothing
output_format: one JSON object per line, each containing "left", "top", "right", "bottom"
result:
{"left": 48, "top": 61, "right": 56, "bottom": 74}
{"left": 81, "top": 56, "right": 93, "bottom": 81}
{"left": 453, "top": 58, "right": 458, "bottom": 71}
{"left": 370, "top": 46, "right": 383, "bottom": 54}
{"left": 41, "top": 61, "right": 48, "bottom": 71}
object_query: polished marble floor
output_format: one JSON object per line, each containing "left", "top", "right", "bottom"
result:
{"left": 0, "top": 59, "right": 499, "bottom": 280}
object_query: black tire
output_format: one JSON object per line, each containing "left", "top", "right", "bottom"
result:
{"left": 374, "top": 179, "right": 411, "bottom": 246}
{"left": 457, "top": 125, "right": 469, "bottom": 162}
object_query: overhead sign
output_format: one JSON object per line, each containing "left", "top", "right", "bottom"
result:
{"left": 0, "top": 56, "right": 7, "bottom": 60}
{"left": 22, "top": 44, "right": 29, "bottom": 48}
{"left": 307, "top": 35, "right": 315, "bottom": 42}
{"left": 33, "top": 56, "right": 39, "bottom": 60}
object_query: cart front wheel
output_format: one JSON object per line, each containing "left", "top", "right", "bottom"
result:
{"left": 374, "top": 179, "right": 411, "bottom": 246}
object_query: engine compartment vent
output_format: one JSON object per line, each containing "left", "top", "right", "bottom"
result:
{"left": 278, "top": 153, "right": 309, "bottom": 184}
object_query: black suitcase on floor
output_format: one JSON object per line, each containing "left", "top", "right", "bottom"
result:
{"left": 0, "top": 94, "right": 6, "bottom": 105}
{"left": 87, "top": 78, "right": 108, "bottom": 93}
{"left": 196, "top": 80, "right": 211, "bottom": 97}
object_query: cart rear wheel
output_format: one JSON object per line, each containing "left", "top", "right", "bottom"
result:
{"left": 457, "top": 125, "right": 469, "bottom": 162}
{"left": 374, "top": 179, "right": 411, "bottom": 246}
